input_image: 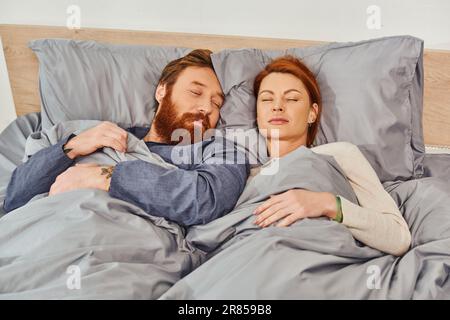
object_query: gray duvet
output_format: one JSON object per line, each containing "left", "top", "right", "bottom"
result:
{"left": 0, "top": 119, "right": 205, "bottom": 299}
{"left": 161, "top": 177, "right": 450, "bottom": 299}
{"left": 1, "top": 114, "right": 449, "bottom": 299}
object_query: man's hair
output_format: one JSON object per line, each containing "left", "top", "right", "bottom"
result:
{"left": 158, "top": 49, "right": 214, "bottom": 87}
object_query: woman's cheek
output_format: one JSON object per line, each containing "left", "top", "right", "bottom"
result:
{"left": 256, "top": 106, "right": 266, "bottom": 128}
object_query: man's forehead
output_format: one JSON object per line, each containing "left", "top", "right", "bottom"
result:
{"left": 177, "top": 68, "right": 224, "bottom": 98}
{"left": 178, "top": 67, "right": 218, "bottom": 84}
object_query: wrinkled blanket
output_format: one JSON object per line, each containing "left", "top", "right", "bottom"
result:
{"left": 0, "top": 120, "right": 204, "bottom": 299}
{"left": 1, "top": 118, "right": 449, "bottom": 299}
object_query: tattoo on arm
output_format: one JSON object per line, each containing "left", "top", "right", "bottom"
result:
{"left": 101, "top": 166, "right": 115, "bottom": 179}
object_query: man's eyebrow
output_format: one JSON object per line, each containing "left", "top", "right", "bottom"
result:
{"left": 191, "top": 81, "right": 225, "bottom": 101}
{"left": 191, "top": 81, "right": 206, "bottom": 88}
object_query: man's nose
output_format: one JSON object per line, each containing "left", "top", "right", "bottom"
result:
{"left": 197, "top": 101, "right": 213, "bottom": 114}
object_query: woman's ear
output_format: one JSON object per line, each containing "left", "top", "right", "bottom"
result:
{"left": 155, "top": 83, "right": 167, "bottom": 104}
{"left": 308, "top": 103, "right": 319, "bottom": 123}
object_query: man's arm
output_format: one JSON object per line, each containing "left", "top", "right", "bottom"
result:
{"left": 3, "top": 134, "right": 76, "bottom": 213}
{"left": 108, "top": 138, "right": 250, "bottom": 226}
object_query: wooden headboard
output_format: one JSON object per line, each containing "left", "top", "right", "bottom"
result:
{"left": 1, "top": 24, "right": 449, "bottom": 147}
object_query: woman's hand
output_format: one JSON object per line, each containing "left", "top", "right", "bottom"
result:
{"left": 253, "top": 189, "right": 338, "bottom": 228}
{"left": 64, "top": 121, "right": 128, "bottom": 159}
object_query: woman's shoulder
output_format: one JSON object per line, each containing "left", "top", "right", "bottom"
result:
{"left": 311, "top": 141, "right": 360, "bottom": 155}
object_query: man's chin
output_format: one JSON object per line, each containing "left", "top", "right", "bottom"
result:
{"left": 189, "top": 124, "right": 209, "bottom": 144}
{"left": 182, "top": 124, "right": 215, "bottom": 144}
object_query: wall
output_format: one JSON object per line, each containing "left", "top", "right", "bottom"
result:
{"left": 1, "top": 0, "right": 449, "bottom": 49}
{"left": 0, "top": 37, "right": 16, "bottom": 131}
{"left": 1, "top": 0, "right": 449, "bottom": 127}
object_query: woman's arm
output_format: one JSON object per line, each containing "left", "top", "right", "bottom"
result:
{"left": 312, "top": 141, "right": 412, "bottom": 256}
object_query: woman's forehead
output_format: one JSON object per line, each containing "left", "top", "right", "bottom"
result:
{"left": 260, "top": 72, "right": 307, "bottom": 92}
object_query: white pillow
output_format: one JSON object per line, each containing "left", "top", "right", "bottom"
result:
{"left": 425, "top": 145, "right": 450, "bottom": 154}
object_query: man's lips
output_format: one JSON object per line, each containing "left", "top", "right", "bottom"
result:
{"left": 193, "top": 119, "right": 203, "bottom": 126}
{"left": 268, "top": 118, "right": 289, "bottom": 125}
{"left": 192, "top": 118, "right": 210, "bottom": 129}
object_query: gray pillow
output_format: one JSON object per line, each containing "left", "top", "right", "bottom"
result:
{"left": 423, "top": 154, "right": 450, "bottom": 179}
{"left": 211, "top": 36, "right": 425, "bottom": 182}
{"left": 29, "top": 39, "right": 191, "bottom": 130}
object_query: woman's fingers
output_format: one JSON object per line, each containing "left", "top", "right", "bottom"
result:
{"left": 276, "top": 213, "right": 301, "bottom": 227}
{"left": 258, "top": 207, "right": 293, "bottom": 228}
{"left": 254, "top": 202, "right": 289, "bottom": 226}
{"left": 253, "top": 194, "right": 283, "bottom": 215}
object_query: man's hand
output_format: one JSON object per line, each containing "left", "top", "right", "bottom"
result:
{"left": 49, "top": 163, "right": 115, "bottom": 196}
{"left": 64, "top": 121, "right": 128, "bottom": 159}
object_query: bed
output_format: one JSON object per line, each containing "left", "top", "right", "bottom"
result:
{"left": 0, "top": 24, "right": 449, "bottom": 299}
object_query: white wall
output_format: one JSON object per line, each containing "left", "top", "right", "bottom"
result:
{"left": 0, "top": 0, "right": 449, "bottom": 49}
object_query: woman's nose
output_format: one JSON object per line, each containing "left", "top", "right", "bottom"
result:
{"left": 272, "top": 104, "right": 284, "bottom": 112}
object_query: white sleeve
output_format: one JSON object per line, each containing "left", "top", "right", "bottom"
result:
{"left": 312, "top": 142, "right": 411, "bottom": 256}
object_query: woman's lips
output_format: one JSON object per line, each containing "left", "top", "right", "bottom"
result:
{"left": 268, "top": 118, "right": 289, "bottom": 125}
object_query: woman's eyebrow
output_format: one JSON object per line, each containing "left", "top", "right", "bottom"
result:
{"left": 259, "top": 89, "right": 302, "bottom": 95}
{"left": 283, "top": 89, "right": 302, "bottom": 95}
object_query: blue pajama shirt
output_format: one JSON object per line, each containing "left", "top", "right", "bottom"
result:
{"left": 3, "top": 127, "right": 249, "bottom": 226}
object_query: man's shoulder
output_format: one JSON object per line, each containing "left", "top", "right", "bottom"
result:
{"left": 203, "top": 134, "right": 248, "bottom": 155}
{"left": 126, "top": 126, "right": 151, "bottom": 139}
{"left": 202, "top": 135, "right": 249, "bottom": 166}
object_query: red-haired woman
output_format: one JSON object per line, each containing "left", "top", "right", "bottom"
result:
{"left": 252, "top": 55, "right": 411, "bottom": 256}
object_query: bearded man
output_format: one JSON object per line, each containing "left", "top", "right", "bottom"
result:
{"left": 4, "top": 49, "right": 250, "bottom": 226}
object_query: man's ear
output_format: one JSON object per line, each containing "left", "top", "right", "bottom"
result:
{"left": 155, "top": 83, "right": 167, "bottom": 104}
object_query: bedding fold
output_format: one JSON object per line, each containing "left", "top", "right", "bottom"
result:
{"left": 0, "top": 119, "right": 205, "bottom": 299}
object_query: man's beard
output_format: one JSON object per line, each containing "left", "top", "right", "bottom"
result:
{"left": 152, "top": 92, "right": 212, "bottom": 145}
